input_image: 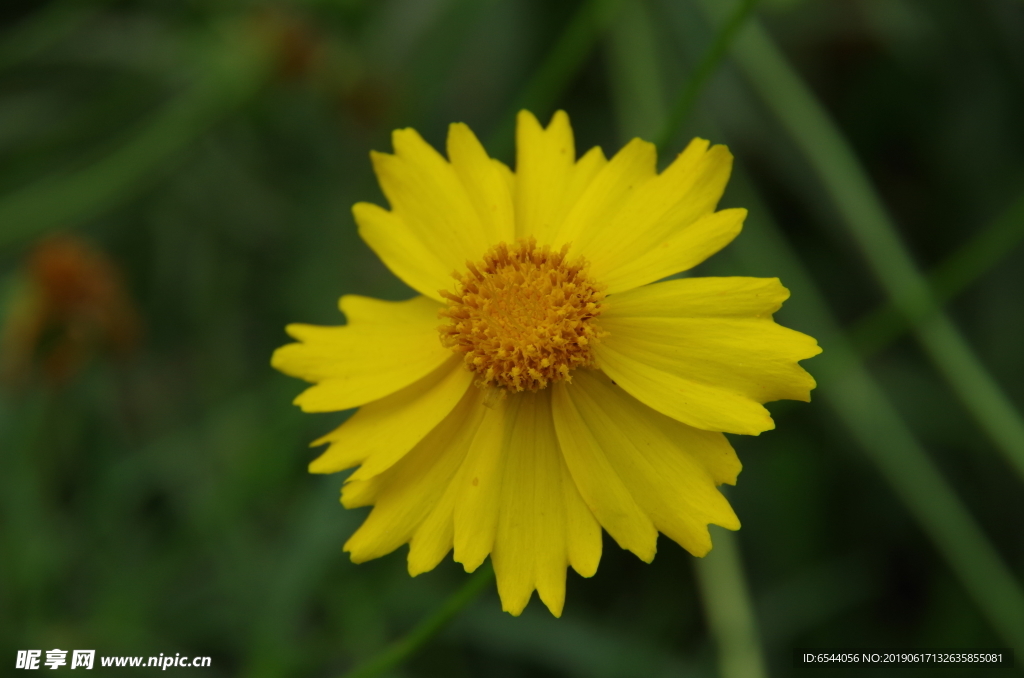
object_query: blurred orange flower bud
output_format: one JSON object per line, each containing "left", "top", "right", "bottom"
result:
{"left": 1, "top": 234, "right": 140, "bottom": 386}
{"left": 251, "top": 7, "right": 326, "bottom": 82}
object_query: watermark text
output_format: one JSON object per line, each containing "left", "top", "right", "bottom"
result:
{"left": 16, "top": 650, "right": 211, "bottom": 670}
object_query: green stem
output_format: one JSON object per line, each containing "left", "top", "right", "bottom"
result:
{"left": 654, "top": 0, "right": 758, "bottom": 154}
{"left": 341, "top": 564, "right": 495, "bottom": 678}
{"left": 694, "top": 530, "right": 768, "bottom": 678}
{"left": 487, "top": 0, "right": 625, "bottom": 158}
{"left": 850, "top": 187, "right": 1024, "bottom": 358}
{"left": 721, "top": 8, "right": 1024, "bottom": 487}
{"left": 686, "top": 0, "right": 1024, "bottom": 648}
{"left": 606, "top": 0, "right": 667, "bottom": 143}
{"left": 820, "top": 337, "right": 1024, "bottom": 656}
{"left": 725, "top": 168, "right": 1024, "bottom": 655}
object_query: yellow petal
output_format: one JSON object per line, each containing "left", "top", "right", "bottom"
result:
{"left": 343, "top": 385, "right": 486, "bottom": 563}
{"left": 553, "top": 138, "right": 657, "bottom": 251}
{"left": 514, "top": 110, "right": 575, "bottom": 241}
{"left": 452, "top": 393, "right": 510, "bottom": 573}
{"left": 561, "top": 146, "right": 608, "bottom": 224}
{"left": 601, "top": 316, "right": 819, "bottom": 406}
{"left": 604, "top": 276, "right": 790, "bottom": 319}
{"left": 353, "top": 202, "right": 451, "bottom": 302}
{"left": 557, "top": 370, "right": 740, "bottom": 557}
{"left": 447, "top": 122, "right": 516, "bottom": 246}
{"left": 595, "top": 340, "right": 775, "bottom": 434}
{"left": 490, "top": 390, "right": 571, "bottom": 617}
{"left": 359, "top": 126, "right": 512, "bottom": 300}
{"left": 308, "top": 355, "right": 472, "bottom": 476}
{"left": 600, "top": 208, "right": 746, "bottom": 294}
{"left": 340, "top": 473, "right": 384, "bottom": 509}
{"left": 272, "top": 295, "right": 450, "bottom": 412}
{"left": 552, "top": 380, "right": 658, "bottom": 562}
{"left": 407, "top": 472, "right": 461, "bottom": 576}
{"left": 493, "top": 158, "right": 515, "bottom": 199}
{"left": 577, "top": 139, "right": 737, "bottom": 290}
{"left": 538, "top": 143, "right": 609, "bottom": 248}
{"left": 562, "top": 451, "right": 602, "bottom": 578}
{"left": 451, "top": 390, "right": 600, "bottom": 616}
{"left": 594, "top": 278, "right": 821, "bottom": 434}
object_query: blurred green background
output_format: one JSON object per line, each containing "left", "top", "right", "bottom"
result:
{"left": 2, "top": 0, "right": 1024, "bottom": 676}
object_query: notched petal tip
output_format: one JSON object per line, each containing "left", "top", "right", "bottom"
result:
{"left": 308, "top": 447, "right": 351, "bottom": 474}
{"left": 549, "top": 109, "right": 570, "bottom": 125}
{"left": 570, "top": 560, "right": 599, "bottom": 579}
{"left": 516, "top": 108, "right": 572, "bottom": 136}
{"left": 390, "top": 126, "right": 427, "bottom": 152}
{"left": 281, "top": 322, "right": 314, "bottom": 341}
{"left": 342, "top": 537, "right": 367, "bottom": 563}
{"left": 367, "top": 149, "right": 391, "bottom": 169}
{"left": 632, "top": 543, "right": 657, "bottom": 564}
{"left": 621, "top": 136, "right": 657, "bottom": 155}
{"left": 690, "top": 543, "right": 713, "bottom": 559}
{"left": 516, "top": 108, "right": 541, "bottom": 126}
{"left": 406, "top": 558, "right": 438, "bottom": 578}
{"left": 749, "top": 413, "right": 777, "bottom": 436}
{"left": 708, "top": 141, "right": 733, "bottom": 158}
{"left": 351, "top": 200, "right": 380, "bottom": 217}
{"left": 269, "top": 343, "right": 293, "bottom": 371}
{"left": 499, "top": 590, "right": 532, "bottom": 617}
{"left": 719, "top": 515, "right": 742, "bottom": 532}
{"left": 685, "top": 136, "right": 710, "bottom": 149}
{"left": 693, "top": 519, "right": 743, "bottom": 560}
{"left": 446, "top": 121, "right": 482, "bottom": 151}
{"left": 540, "top": 596, "right": 565, "bottom": 618}
{"left": 455, "top": 552, "right": 488, "bottom": 574}
{"left": 406, "top": 540, "right": 450, "bottom": 577}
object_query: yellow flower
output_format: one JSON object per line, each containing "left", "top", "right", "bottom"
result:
{"left": 272, "top": 111, "right": 821, "bottom": 617}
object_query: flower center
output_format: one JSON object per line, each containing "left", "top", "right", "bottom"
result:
{"left": 439, "top": 238, "right": 605, "bottom": 392}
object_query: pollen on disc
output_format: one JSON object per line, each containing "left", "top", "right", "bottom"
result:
{"left": 438, "top": 238, "right": 606, "bottom": 392}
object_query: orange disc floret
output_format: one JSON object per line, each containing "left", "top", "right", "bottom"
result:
{"left": 438, "top": 238, "right": 605, "bottom": 392}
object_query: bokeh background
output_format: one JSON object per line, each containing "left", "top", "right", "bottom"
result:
{"left": 2, "top": 0, "right": 1024, "bottom": 676}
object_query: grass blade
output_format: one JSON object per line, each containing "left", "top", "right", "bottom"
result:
{"left": 726, "top": 165, "right": 1024, "bottom": 654}
{"left": 851, "top": 187, "right": 1024, "bottom": 357}
{"left": 654, "top": 0, "right": 758, "bottom": 154}
{"left": 486, "top": 0, "right": 625, "bottom": 157}
{"left": 0, "top": 22, "right": 271, "bottom": 249}
{"left": 715, "top": 6, "right": 1024, "bottom": 488}
{"left": 695, "top": 530, "right": 769, "bottom": 678}
{"left": 341, "top": 565, "right": 494, "bottom": 678}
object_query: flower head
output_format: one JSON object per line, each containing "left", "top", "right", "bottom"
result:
{"left": 272, "top": 111, "right": 821, "bottom": 616}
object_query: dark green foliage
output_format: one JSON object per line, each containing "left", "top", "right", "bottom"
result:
{"left": 2, "top": 1, "right": 1023, "bottom": 676}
